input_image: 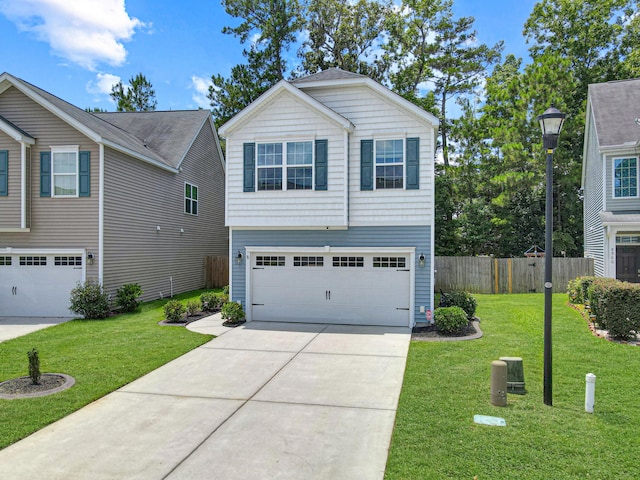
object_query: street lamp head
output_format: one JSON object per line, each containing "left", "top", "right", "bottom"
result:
{"left": 537, "top": 105, "right": 566, "bottom": 150}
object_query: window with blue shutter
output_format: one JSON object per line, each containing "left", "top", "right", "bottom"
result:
{"left": 0, "top": 150, "right": 7, "bottom": 196}
{"left": 243, "top": 143, "right": 255, "bottom": 192}
{"left": 314, "top": 139, "right": 328, "bottom": 191}
{"left": 40, "top": 152, "right": 51, "bottom": 197}
{"left": 79, "top": 151, "right": 90, "bottom": 197}
{"left": 406, "top": 137, "right": 419, "bottom": 190}
{"left": 360, "top": 139, "right": 373, "bottom": 191}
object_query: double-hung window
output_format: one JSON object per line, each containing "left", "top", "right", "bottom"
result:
{"left": 375, "top": 139, "right": 404, "bottom": 189}
{"left": 613, "top": 157, "right": 638, "bottom": 198}
{"left": 52, "top": 146, "right": 79, "bottom": 197}
{"left": 257, "top": 141, "right": 313, "bottom": 191}
{"left": 185, "top": 182, "right": 198, "bottom": 215}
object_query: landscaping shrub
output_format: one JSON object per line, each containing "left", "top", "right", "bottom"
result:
{"left": 587, "top": 277, "right": 619, "bottom": 328}
{"left": 599, "top": 282, "right": 640, "bottom": 340}
{"left": 439, "top": 291, "right": 477, "bottom": 320}
{"left": 222, "top": 285, "right": 230, "bottom": 295}
{"left": 434, "top": 306, "right": 468, "bottom": 334}
{"left": 27, "top": 348, "right": 41, "bottom": 385}
{"left": 163, "top": 300, "right": 185, "bottom": 323}
{"left": 567, "top": 276, "right": 597, "bottom": 304}
{"left": 115, "top": 283, "right": 143, "bottom": 313}
{"left": 186, "top": 299, "right": 200, "bottom": 317}
{"left": 221, "top": 301, "right": 245, "bottom": 325}
{"left": 69, "top": 281, "right": 110, "bottom": 319}
{"left": 200, "top": 291, "right": 228, "bottom": 312}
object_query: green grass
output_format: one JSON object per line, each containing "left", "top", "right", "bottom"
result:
{"left": 0, "top": 290, "right": 216, "bottom": 450}
{"left": 385, "top": 294, "right": 640, "bottom": 480}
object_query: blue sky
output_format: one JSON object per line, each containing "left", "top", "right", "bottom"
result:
{"left": 0, "top": 0, "right": 538, "bottom": 112}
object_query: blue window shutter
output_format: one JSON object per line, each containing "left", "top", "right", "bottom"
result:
{"left": 360, "top": 139, "right": 373, "bottom": 191}
{"left": 243, "top": 143, "right": 255, "bottom": 192}
{"left": 0, "top": 150, "right": 8, "bottom": 196}
{"left": 315, "top": 139, "right": 328, "bottom": 191}
{"left": 40, "top": 151, "right": 51, "bottom": 197}
{"left": 406, "top": 137, "right": 419, "bottom": 190}
{"left": 79, "top": 151, "right": 91, "bottom": 197}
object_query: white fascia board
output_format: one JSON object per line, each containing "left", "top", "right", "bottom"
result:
{"left": 598, "top": 143, "right": 640, "bottom": 154}
{"left": 101, "top": 140, "right": 179, "bottom": 173}
{"left": 229, "top": 225, "right": 349, "bottom": 231}
{"left": 581, "top": 99, "right": 592, "bottom": 189}
{"left": 218, "top": 80, "right": 354, "bottom": 136}
{"left": 298, "top": 77, "right": 440, "bottom": 127}
{"left": 0, "top": 121, "right": 35, "bottom": 145}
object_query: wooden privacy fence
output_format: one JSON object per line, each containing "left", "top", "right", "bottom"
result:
{"left": 435, "top": 256, "right": 594, "bottom": 294}
{"left": 204, "top": 255, "right": 229, "bottom": 289}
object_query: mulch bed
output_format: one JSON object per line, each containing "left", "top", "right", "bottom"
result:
{"left": 158, "top": 311, "right": 218, "bottom": 326}
{"left": 411, "top": 320, "right": 480, "bottom": 341}
{"left": 0, "top": 374, "right": 75, "bottom": 399}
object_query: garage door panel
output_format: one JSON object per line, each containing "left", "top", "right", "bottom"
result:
{"left": 250, "top": 252, "right": 411, "bottom": 327}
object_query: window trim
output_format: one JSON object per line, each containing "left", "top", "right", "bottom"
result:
{"left": 612, "top": 156, "right": 639, "bottom": 199}
{"left": 184, "top": 182, "right": 199, "bottom": 216}
{"left": 374, "top": 137, "right": 405, "bottom": 190}
{"left": 51, "top": 145, "right": 79, "bottom": 198}
{"left": 255, "top": 140, "right": 315, "bottom": 192}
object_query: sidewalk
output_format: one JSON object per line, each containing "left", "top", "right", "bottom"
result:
{"left": 0, "top": 315, "right": 411, "bottom": 479}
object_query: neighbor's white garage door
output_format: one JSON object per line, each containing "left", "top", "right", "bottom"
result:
{"left": 250, "top": 252, "right": 411, "bottom": 326}
{"left": 0, "top": 254, "right": 84, "bottom": 317}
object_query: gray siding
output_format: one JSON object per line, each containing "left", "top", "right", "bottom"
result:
{"left": 103, "top": 121, "right": 227, "bottom": 301}
{"left": 231, "top": 226, "right": 432, "bottom": 325}
{"left": 605, "top": 154, "right": 640, "bottom": 212}
{"left": 583, "top": 116, "right": 605, "bottom": 276}
{"left": 0, "top": 86, "right": 99, "bottom": 280}
{"left": 0, "top": 131, "right": 23, "bottom": 228}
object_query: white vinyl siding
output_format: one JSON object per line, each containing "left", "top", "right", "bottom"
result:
{"left": 225, "top": 91, "right": 346, "bottom": 227}
{"left": 582, "top": 114, "right": 605, "bottom": 276}
{"left": 303, "top": 85, "right": 434, "bottom": 226}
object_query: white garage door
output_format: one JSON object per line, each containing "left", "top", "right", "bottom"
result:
{"left": 0, "top": 254, "right": 84, "bottom": 317}
{"left": 250, "top": 251, "right": 412, "bottom": 327}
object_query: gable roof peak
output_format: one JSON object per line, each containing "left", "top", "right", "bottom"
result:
{"left": 291, "top": 68, "right": 367, "bottom": 84}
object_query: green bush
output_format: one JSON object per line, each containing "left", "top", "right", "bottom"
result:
{"left": 115, "top": 283, "right": 143, "bottom": 312}
{"left": 567, "top": 276, "right": 597, "bottom": 304}
{"left": 587, "top": 278, "right": 619, "bottom": 328}
{"left": 200, "top": 291, "right": 228, "bottom": 312}
{"left": 221, "top": 301, "right": 245, "bottom": 325}
{"left": 222, "top": 285, "right": 230, "bottom": 295}
{"left": 599, "top": 282, "right": 640, "bottom": 340}
{"left": 27, "top": 348, "right": 41, "bottom": 385}
{"left": 186, "top": 299, "right": 200, "bottom": 317}
{"left": 70, "top": 281, "right": 110, "bottom": 319}
{"left": 439, "top": 291, "right": 477, "bottom": 320}
{"left": 163, "top": 300, "right": 185, "bottom": 323}
{"left": 434, "top": 306, "right": 468, "bottom": 334}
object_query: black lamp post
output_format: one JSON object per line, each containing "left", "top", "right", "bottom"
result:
{"left": 537, "top": 105, "right": 566, "bottom": 406}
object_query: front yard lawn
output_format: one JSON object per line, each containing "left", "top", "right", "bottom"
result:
{"left": 386, "top": 293, "right": 640, "bottom": 479}
{"left": 0, "top": 290, "right": 214, "bottom": 450}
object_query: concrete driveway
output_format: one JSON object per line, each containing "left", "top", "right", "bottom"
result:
{"left": 0, "top": 317, "right": 411, "bottom": 479}
{"left": 0, "top": 316, "right": 74, "bottom": 343}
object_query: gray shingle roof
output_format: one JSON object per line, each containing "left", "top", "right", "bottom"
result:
{"left": 291, "top": 68, "right": 367, "bottom": 84}
{"left": 589, "top": 78, "right": 640, "bottom": 148}
{"left": 2, "top": 73, "right": 211, "bottom": 170}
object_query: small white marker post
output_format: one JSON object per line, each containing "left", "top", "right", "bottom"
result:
{"left": 585, "top": 373, "right": 596, "bottom": 413}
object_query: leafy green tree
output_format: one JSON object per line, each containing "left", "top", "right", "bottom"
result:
{"left": 299, "top": 0, "right": 392, "bottom": 81}
{"left": 209, "top": 0, "right": 303, "bottom": 127}
{"left": 110, "top": 73, "right": 157, "bottom": 112}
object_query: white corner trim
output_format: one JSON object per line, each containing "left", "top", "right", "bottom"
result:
{"left": 98, "top": 143, "right": 104, "bottom": 285}
{"left": 21, "top": 143, "right": 27, "bottom": 229}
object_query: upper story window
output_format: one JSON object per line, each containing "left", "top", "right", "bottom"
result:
{"left": 52, "top": 146, "right": 79, "bottom": 197}
{"left": 375, "top": 139, "right": 404, "bottom": 189}
{"left": 613, "top": 157, "right": 638, "bottom": 198}
{"left": 257, "top": 141, "right": 313, "bottom": 191}
{"left": 185, "top": 183, "right": 198, "bottom": 215}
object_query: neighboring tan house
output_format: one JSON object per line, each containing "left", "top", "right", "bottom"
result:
{"left": 219, "top": 68, "right": 439, "bottom": 327}
{"left": 583, "top": 78, "right": 640, "bottom": 283}
{"left": 0, "top": 72, "right": 227, "bottom": 316}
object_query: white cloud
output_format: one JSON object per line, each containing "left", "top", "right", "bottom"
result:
{"left": 86, "top": 72, "right": 121, "bottom": 96}
{"left": 0, "top": 0, "right": 145, "bottom": 70}
{"left": 190, "top": 75, "right": 212, "bottom": 109}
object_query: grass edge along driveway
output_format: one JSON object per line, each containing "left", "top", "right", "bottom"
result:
{"left": 385, "top": 293, "right": 640, "bottom": 480}
{"left": 0, "top": 290, "right": 215, "bottom": 450}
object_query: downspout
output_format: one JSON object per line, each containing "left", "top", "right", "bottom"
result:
{"left": 344, "top": 130, "right": 349, "bottom": 226}
{"left": 98, "top": 143, "right": 104, "bottom": 284}
{"left": 429, "top": 126, "right": 436, "bottom": 313}
{"left": 20, "top": 142, "right": 27, "bottom": 229}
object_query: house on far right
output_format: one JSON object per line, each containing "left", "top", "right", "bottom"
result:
{"left": 583, "top": 78, "right": 640, "bottom": 283}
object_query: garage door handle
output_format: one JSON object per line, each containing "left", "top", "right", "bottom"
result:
{"left": 325, "top": 290, "right": 331, "bottom": 300}
{"left": 252, "top": 303, "right": 264, "bottom": 306}
{"left": 12, "top": 286, "right": 17, "bottom": 295}
{"left": 253, "top": 267, "right": 265, "bottom": 270}
{"left": 397, "top": 269, "right": 410, "bottom": 272}
{"left": 396, "top": 307, "right": 410, "bottom": 310}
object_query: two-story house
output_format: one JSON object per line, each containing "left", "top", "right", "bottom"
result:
{"left": 219, "top": 69, "right": 439, "bottom": 327}
{"left": 0, "top": 72, "right": 227, "bottom": 317}
{"left": 583, "top": 78, "right": 640, "bottom": 283}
